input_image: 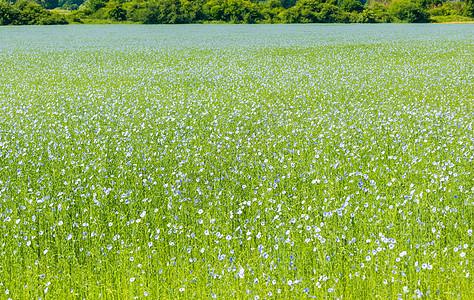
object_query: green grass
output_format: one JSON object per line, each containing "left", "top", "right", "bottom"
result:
{"left": 0, "top": 24, "right": 473, "bottom": 299}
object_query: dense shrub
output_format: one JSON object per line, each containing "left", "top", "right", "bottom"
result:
{"left": 124, "top": 0, "right": 148, "bottom": 22}
{"left": 0, "top": 1, "right": 19, "bottom": 25}
{"left": 466, "top": 0, "right": 474, "bottom": 16}
{"left": 340, "top": 0, "right": 364, "bottom": 13}
{"left": 260, "top": 0, "right": 284, "bottom": 23}
{"left": 143, "top": 0, "right": 183, "bottom": 23}
{"left": 360, "top": 4, "right": 392, "bottom": 22}
{"left": 0, "top": 0, "right": 68, "bottom": 25}
{"left": 38, "top": 11, "right": 68, "bottom": 23}
{"left": 289, "top": 0, "right": 349, "bottom": 23}
{"left": 202, "top": 0, "right": 262, "bottom": 23}
{"left": 84, "top": 0, "right": 108, "bottom": 12}
{"left": 428, "top": 4, "right": 455, "bottom": 16}
{"left": 3, "top": 0, "right": 473, "bottom": 25}
{"left": 388, "top": 0, "right": 430, "bottom": 22}
{"left": 59, "top": 0, "right": 82, "bottom": 10}
{"left": 105, "top": 0, "right": 126, "bottom": 20}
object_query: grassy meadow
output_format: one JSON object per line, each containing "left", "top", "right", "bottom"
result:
{"left": 0, "top": 24, "right": 473, "bottom": 299}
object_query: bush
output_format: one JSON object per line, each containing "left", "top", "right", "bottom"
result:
{"left": 261, "top": 0, "right": 284, "bottom": 23}
{"left": 388, "top": 0, "right": 430, "bottom": 22}
{"left": 144, "top": 0, "right": 182, "bottom": 23}
{"left": 38, "top": 12, "right": 68, "bottom": 24}
{"left": 466, "top": 0, "right": 474, "bottom": 17}
{"left": 15, "top": 0, "right": 50, "bottom": 24}
{"left": 105, "top": 0, "right": 126, "bottom": 20}
{"left": 180, "top": 0, "right": 203, "bottom": 23}
{"left": 361, "top": 5, "right": 391, "bottom": 23}
{"left": 0, "top": 1, "right": 19, "bottom": 25}
{"left": 0, "top": 0, "right": 69, "bottom": 25}
{"left": 84, "top": 0, "right": 108, "bottom": 12}
{"left": 316, "top": 3, "right": 348, "bottom": 22}
{"left": 202, "top": 0, "right": 262, "bottom": 23}
{"left": 59, "top": 0, "right": 82, "bottom": 10}
{"left": 340, "top": 0, "right": 363, "bottom": 13}
{"left": 278, "top": 6, "right": 298, "bottom": 22}
{"left": 428, "top": 5, "right": 454, "bottom": 17}
{"left": 125, "top": 0, "right": 148, "bottom": 22}
{"left": 291, "top": 0, "right": 348, "bottom": 23}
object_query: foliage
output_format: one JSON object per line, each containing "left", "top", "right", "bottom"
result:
{"left": 340, "top": 0, "right": 364, "bottom": 12}
{"left": 359, "top": 4, "right": 391, "bottom": 22}
{"left": 36, "top": 0, "right": 59, "bottom": 9}
{"left": 466, "top": 0, "right": 474, "bottom": 16}
{"left": 289, "top": 0, "right": 349, "bottom": 23}
{"left": 58, "top": 0, "right": 83, "bottom": 10}
{"left": 143, "top": 0, "right": 183, "bottom": 23}
{"left": 3, "top": 0, "right": 474, "bottom": 25}
{"left": 260, "top": 0, "right": 284, "bottom": 22}
{"left": 83, "top": 0, "right": 107, "bottom": 12}
{"left": 124, "top": 0, "right": 148, "bottom": 22}
{"left": 0, "top": 0, "right": 67, "bottom": 24}
{"left": 0, "top": 0, "right": 19, "bottom": 24}
{"left": 388, "top": 0, "right": 430, "bottom": 22}
{"left": 430, "top": 13, "right": 473, "bottom": 22}
{"left": 201, "top": 0, "right": 262, "bottom": 23}
{"left": 104, "top": 0, "right": 126, "bottom": 20}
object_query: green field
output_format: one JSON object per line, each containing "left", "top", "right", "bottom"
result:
{"left": 0, "top": 24, "right": 473, "bottom": 299}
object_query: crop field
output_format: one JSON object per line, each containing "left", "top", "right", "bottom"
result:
{"left": 0, "top": 24, "right": 473, "bottom": 299}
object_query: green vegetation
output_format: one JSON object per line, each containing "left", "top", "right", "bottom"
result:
{"left": 0, "top": 0, "right": 67, "bottom": 24}
{"left": 1, "top": 0, "right": 474, "bottom": 24}
{"left": 0, "top": 24, "right": 473, "bottom": 299}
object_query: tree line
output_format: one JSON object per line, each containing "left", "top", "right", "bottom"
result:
{"left": 1, "top": 0, "right": 473, "bottom": 25}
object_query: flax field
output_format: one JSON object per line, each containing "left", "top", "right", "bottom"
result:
{"left": 0, "top": 24, "right": 473, "bottom": 299}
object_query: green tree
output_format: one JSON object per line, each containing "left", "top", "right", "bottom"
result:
{"left": 14, "top": 0, "right": 47, "bottom": 24}
{"left": 0, "top": 1, "right": 19, "bottom": 25}
{"left": 360, "top": 4, "right": 391, "bottom": 22}
{"left": 388, "top": 0, "right": 430, "bottom": 22}
{"left": 59, "top": 0, "right": 84, "bottom": 10}
{"left": 340, "top": 0, "right": 363, "bottom": 13}
{"left": 261, "top": 0, "right": 283, "bottom": 23}
{"left": 280, "top": 0, "right": 296, "bottom": 8}
{"left": 125, "top": 0, "right": 148, "bottom": 22}
{"left": 292, "top": 0, "right": 346, "bottom": 23}
{"left": 466, "top": 0, "right": 474, "bottom": 17}
{"left": 36, "top": 0, "right": 58, "bottom": 9}
{"left": 84, "top": 0, "right": 107, "bottom": 12}
{"left": 9, "top": 0, "right": 67, "bottom": 24}
{"left": 144, "top": 0, "right": 183, "bottom": 23}
{"left": 180, "top": 0, "right": 203, "bottom": 23}
{"left": 105, "top": 0, "right": 126, "bottom": 20}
